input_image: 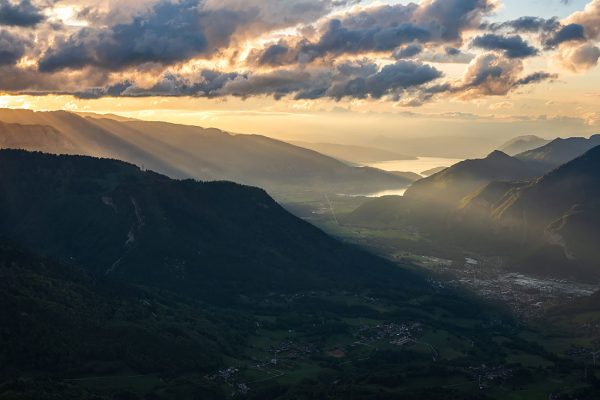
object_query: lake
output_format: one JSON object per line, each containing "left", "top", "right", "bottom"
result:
{"left": 367, "top": 157, "right": 463, "bottom": 175}
{"left": 350, "top": 157, "right": 463, "bottom": 198}
{"left": 339, "top": 188, "right": 408, "bottom": 198}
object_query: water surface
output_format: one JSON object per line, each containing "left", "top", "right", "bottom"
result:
{"left": 367, "top": 157, "right": 463, "bottom": 175}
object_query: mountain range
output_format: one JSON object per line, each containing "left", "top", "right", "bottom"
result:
{"left": 346, "top": 144, "right": 600, "bottom": 280}
{"left": 1, "top": 149, "right": 551, "bottom": 400}
{"left": 290, "top": 141, "right": 416, "bottom": 164}
{"left": 404, "top": 150, "right": 541, "bottom": 207}
{"left": 515, "top": 134, "right": 600, "bottom": 171}
{"left": 498, "top": 135, "right": 550, "bottom": 156}
{"left": 0, "top": 109, "right": 411, "bottom": 201}
{"left": 0, "top": 150, "right": 421, "bottom": 301}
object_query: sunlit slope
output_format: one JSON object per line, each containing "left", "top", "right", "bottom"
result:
{"left": 404, "top": 150, "right": 541, "bottom": 207}
{"left": 0, "top": 109, "right": 411, "bottom": 198}
{"left": 490, "top": 145, "right": 600, "bottom": 269}
{"left": 516, "top": 134, "right": 600, "bottom": 171}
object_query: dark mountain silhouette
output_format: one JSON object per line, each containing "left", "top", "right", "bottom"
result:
{"left": 516, "top": 134, "right": 600, "bottom": 171}
{"left": 0, "top": 109, "right": 411, "bottom": 199}
{"left": 499, "top": 135, "right": 550, "bottom": 156}
{"left": 0, "top": 150, "right": 421, "bottom": 301}
{"left": 0, "top": 241, "right": 233, "bottom": 385}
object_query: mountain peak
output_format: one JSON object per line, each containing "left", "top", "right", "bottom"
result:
{"left": 486, "top": 150, "right": 511, "bottom": 160}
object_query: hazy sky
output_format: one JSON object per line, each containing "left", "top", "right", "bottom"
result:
{"left": 0, "top": 0, "right": 599, "bottom": 143}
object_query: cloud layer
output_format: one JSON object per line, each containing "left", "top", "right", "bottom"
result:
{"left": 0, "top": 0, "right": 597, "bottom": 105}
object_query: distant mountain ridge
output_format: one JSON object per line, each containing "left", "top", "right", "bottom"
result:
{"left": 405, "top": 150, "right": 541, "bottom": 206}
{"left": 492, "top": 145, "right": 600, "bottom": 267}
{"left": 346, "top": 145, "right": 600, "bottom": 280}
{"left": 0, "top": 109, "right": 411, "bottom": 200}
{"left": 291, "top": 141, "right": 416, "bottom": 164}
{"left": 499, "top": 135, "right": 550, "bottom": 156}
{"left": 516, "top": 134, "right": 600, "bottom": 170}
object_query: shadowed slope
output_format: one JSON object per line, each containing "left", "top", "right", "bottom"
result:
{"left": 0, "top": 150, "right": 422, "bottom": 302}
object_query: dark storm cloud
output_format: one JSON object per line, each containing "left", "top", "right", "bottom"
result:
{"left": 0, "top": 29, "right": 28, "bottom": 65}
{"left": 38, "top": 0, "right": 259, "bottom": 72}
{"left": 303, "top": 18, "right": 431, "bottom": 57}
{"left": 69, "top": 59, "right": 443, "bottom": 102}
{"left": 0, "top": 0, "right": 566, "bottom": 104}
{"left": 0, "top": 0, "right": 44, "bottom": 27}
{"left": 393, "top": 43, "right": 423, "bottom": 59}
{"left": 256, "top": 44, "right": 290, "bottom": 66}
{"left": 253, "top": 0, "right": 497, "bottom": 66}
{"left": 325, "top": 60, "right": 443, "bottom": 100}
{"left": 471, "top": 34, "right": 539, "bottom": 58}
{"left": 414, "top": 0, "right": 497, "bottom": 41}
{"left": 486, "top": 16, "right": 560, "bottom": 33}
{"left": 515, "top": 72, "right": 558, "bottom": 85}
{"left": 544, "top": 23, "right": 586, "bottom": 47}
{"left": 40, "top": 0, "right": 206, "bottom": 72}
{"left": 75, "top": 70, "right": 244, "bottom": 99}
{"left": 459, "top": 53, "right": 555, "bottom": 97}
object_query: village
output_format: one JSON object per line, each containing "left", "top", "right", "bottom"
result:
{"left": 409, "top": 254, "right": 599, "bottom": 320}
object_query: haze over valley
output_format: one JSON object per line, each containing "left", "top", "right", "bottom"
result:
{"left": 2, "top": 0, "right": 600, "bottom": 399}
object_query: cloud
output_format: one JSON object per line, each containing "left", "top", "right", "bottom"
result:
{"left": 301, "top": 18, "right": 431, "bottom": 61}
{"left": 41, "top": 0, "right": 361, "bottom": 72}
{"left": 567, "top": 0, "right": 600, "bottom": 40}
{"left": 252, "top": 0, "right": 497, "bottom": 66}
{"left": 0, "top": 0, "right": 590, "bottom": 106}
{"left": 515, "top": 71, "right": 558, "bottom": 85}
{"left": 544, "top": 23, "right": 586, "bottom": 47}
{"left": 325, "top": 60, "right": 443, "bottom": 100}
{"left": 68, "top": 59, "right": 444, "bottom": 103}
{"left": 419, "top": 47, "right": 475, "bottom": 63}
{"left": 458, "top": 53, "right": 554, "bottom": 97}
{"left": 40, "top": 0, "right": 321, "bottom": 72}
{"left": 201, "top": 0, "right": 340, "bottom": 27}
{"left": 413, "top": 0, "right": 498, "bottom": 41}
{"left": 486, "top": 16, "right": 560, "bottom": 33}
{"left": 489, "top": 101, "right": 513, "bottom": 110}
{"left": 471, "top": 34, "right": 539, "bottom": 58}
{"left": 0, "top": 29, "right": 28, "bottom": 65}
{"left": 557, "top": 43, "right": 600, "bottom": 71}
{"left": 393, "top": 43, "right": 424, "bottom": 59}
{"left": 39, "top": 0, "right": 214, "bottom": 72}
{"left": 0, "top": 0, "right": 44, "bottom": 27}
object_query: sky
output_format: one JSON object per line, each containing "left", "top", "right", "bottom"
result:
{"left": 0, "top": 0, "right": 599, "bottom": 143}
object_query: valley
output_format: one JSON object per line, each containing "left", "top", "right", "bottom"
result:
{"left": 0, "top": 116, "right": 599, "bottom": 399}
{"left": 2, "top": 1, "right": 600, "bottom": 398}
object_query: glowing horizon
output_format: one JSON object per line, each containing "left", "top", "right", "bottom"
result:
{"left": 0, "top": 0, "right": 598, "bottom": 143}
